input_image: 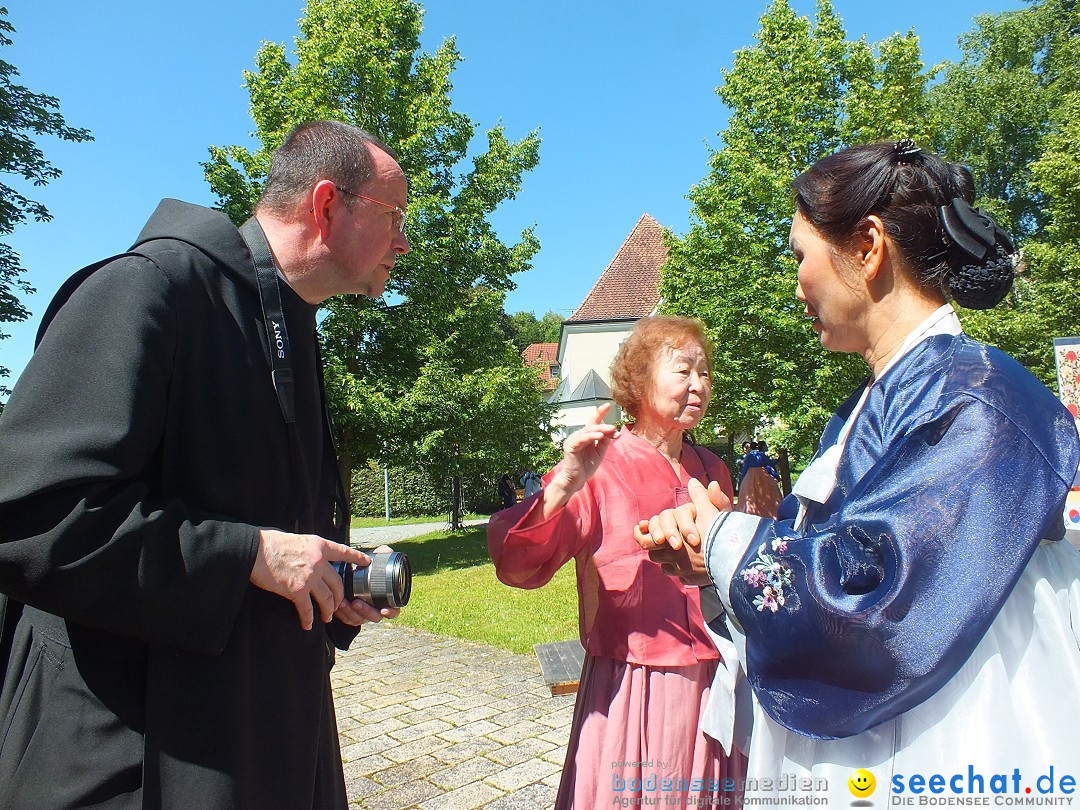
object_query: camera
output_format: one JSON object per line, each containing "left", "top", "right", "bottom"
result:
{"left": 335, "top": 551, "right": 412, "bottom": 610}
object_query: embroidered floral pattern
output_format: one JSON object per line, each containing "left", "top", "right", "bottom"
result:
{"left": 740, "top": 541, "right": 795, "bottom": 613}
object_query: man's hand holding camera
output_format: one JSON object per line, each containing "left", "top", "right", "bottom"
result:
{"left": 252, "top": 530, "right": 401, "bottom": 630}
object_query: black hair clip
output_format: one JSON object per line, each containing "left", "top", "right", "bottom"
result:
{"left": 938, "top": 197, "right": 1016, "bottom": 309}
{"left": 939, "top": 198, "right": 1014, "bottom": 262}
{"left": 894, "top": 138, "right": 921, "bottom": 163}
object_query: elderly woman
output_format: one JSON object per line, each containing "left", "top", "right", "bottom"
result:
{"left": 488, "top": 316, "right": 745, "bottom": 809}
{"left": 640, "top": 142, "right": 1080, "bottom": 802}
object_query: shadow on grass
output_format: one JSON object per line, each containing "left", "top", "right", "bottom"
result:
{"left": 390, "top": 527, "right": 493, "bottom": 576}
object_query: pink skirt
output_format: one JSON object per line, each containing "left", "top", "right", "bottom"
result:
{"left": 555, "top": 655, "right": 746, "bottom": 809}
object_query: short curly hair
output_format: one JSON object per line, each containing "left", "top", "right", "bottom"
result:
{"left": 609, "top": 316, "right": 712, "bottom": 420}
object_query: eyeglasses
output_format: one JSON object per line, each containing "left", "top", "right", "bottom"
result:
{"left": 335, "top": 185, "right": 407, "bottom": 235}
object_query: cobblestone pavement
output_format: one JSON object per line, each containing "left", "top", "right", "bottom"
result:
{"left": 339, "top": 518, "right": 577, "bottom": 807}
{"left": 333, "top": 621, "right": 575, "bottom": 809}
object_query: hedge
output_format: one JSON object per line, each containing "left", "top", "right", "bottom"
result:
{"left": 351, "top": 461, "right": 501, "bottom": 518}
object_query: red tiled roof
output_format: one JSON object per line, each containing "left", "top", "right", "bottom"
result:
{"left": 568, "top": 214, "right": 665, "bottom": 322}
{"left": 522, "top": 342, "right": 559, "bottom": 390}
{"left": 522, "top": 342, "right": 558, "bottom": 365}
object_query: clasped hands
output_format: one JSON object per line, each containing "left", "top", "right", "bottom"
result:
{"left": 251, "top": 530, "right": 400, "bottom": 630}
{"left": 633, "top": 477, "right": 733, "bottom": 586}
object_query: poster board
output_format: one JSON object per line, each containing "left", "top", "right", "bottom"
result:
{"left": 1054, "top": 337, "right": 1080, "bottom": 435}
{"left": 1053, "top": 337, "right": 1080, "bottom": 545}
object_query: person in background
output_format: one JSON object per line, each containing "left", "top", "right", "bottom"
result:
{"left": 738, "top": 441, "right": 779, "bottom": 486}
{"left": 753, "top": 440, "right": 780, "bottom": 481}
{"left": 737, "top": 442, "right": 759, "bottom": 485}
{"left": 497, "top": 473, "right": 518, "bottom": 508}
{"left": 520, "top": 469, "right": 542, "bottom": 498}
{"left": 489, "top": 316, "right": 746, "bottom": 809}
{"left": 0, "top": 120, "right": 408, "bottom": 808}
{"left": 734, "top": 447, "right": 782, "bottom": 520}
{"left": 638, "top": 140, "right": 1080, "bottom": 803}
{"left": 734, "top": 441, "right": 754, "bottom": 496}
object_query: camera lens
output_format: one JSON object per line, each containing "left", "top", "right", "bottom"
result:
{"left": 336, "top": 552, "right": 411, "bottom": 610}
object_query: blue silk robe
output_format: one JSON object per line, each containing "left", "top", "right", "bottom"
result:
{"left": 705, "top": 332, "right": 1080, "bottom": 740}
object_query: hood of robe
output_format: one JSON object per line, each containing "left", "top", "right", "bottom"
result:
{"left": 132, "top": 198, "right": 257, "bottom": 294}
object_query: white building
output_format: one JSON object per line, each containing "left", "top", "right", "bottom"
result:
{"left": 551, "top": 214, "right": 665, "bottom": 438}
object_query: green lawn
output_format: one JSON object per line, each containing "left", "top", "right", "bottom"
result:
{"left": 386, "top": 527, "right": 579, "bottom": 655}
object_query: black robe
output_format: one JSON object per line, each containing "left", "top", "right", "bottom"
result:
{"left": 0, "top": 200, "right": 355, "bottom": 808}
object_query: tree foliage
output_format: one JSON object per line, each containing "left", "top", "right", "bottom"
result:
{"left": 0, "top": 7, "right": 91, "bottom": 394}
{"left": 667, "top": 0, "right": 1079, "bottom": 458}
{"left": 662, "top": 0, "right": 929, "bottom": 460}
{"left": 930, "top": 0, "right": 1080, "bottom": 385}
{"left": 503, "top": 309, "right": 562, "bottom": 353}
{"left": 204, "top": 0, "right": 553, "bottom": 486}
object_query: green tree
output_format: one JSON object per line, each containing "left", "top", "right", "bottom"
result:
{"left": 662, "top": 0, "right": 930, "bottom": 460}
{"left": 204, "top": 0, "right": 552, "bottom": 487}
{"left": 929, "top": 0, "right": 1080, "bottom": 384}
{"left": 503, "top": 309, "right": 562, "bottom": 352}
{"left": 0, "top": 7, "right": 91, "bottom": 397}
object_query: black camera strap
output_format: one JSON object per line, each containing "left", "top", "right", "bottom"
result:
{"left": 241, "top": 218, "right": 296, "bottom": 424}
{"left": 239, "top": 217, "right": 351, "bottom": 540}
{"left": 239, "top": 218, "right": 309, "bottom": 532}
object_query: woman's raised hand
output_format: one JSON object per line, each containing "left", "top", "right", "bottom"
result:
{"left": 543, "top": 403, "right": 619, "bottom": 515}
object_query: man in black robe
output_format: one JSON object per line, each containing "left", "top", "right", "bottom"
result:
{"left": 0, "top": 120, "right": 410, "bottom": 808}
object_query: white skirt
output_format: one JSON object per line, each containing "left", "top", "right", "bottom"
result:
{"left": 740, "top": 539, "right": 1080, "bottom": 804}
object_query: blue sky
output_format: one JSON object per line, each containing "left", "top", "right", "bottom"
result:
{"left": 2, "top": 0, "right": 1025, "bottom": 386}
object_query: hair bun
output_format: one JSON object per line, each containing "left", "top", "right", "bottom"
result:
{"left": 938, "top": 198, "right": 1015, "bottom": 309}
{"left": 945, "top": 242, "right": 1015, "bottom": 309}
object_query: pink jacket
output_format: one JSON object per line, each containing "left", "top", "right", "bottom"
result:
{"left": 488, "top": 429, "right": 734, "bottom": 666}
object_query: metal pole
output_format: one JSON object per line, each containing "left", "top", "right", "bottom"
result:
{"left": 384, "top": 465, "right": 391, "bottom": 522}
{"left": 451, "top": 475, "right": 462, "bottom": 530}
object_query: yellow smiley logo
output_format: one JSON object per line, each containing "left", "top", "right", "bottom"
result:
{"left": 848, "top": 768, "right": 876, "bottom": 797}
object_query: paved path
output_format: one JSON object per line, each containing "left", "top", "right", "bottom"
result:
{"left": 333, "top": 622, "right": 576, "bottom": 809}
{"left": 337, "top": 517, "right": 575, "bottom": 808}
{"left": 350, "top": 519, "right": 488, "bottom": 548}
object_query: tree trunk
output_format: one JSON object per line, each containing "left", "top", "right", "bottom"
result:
{"left": 777, "top": 448, "right": 792, "bottom": 496}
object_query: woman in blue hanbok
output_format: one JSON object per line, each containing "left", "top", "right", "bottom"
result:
{"left": 638, "top": 141, "right": 1080, "bottom": 804}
